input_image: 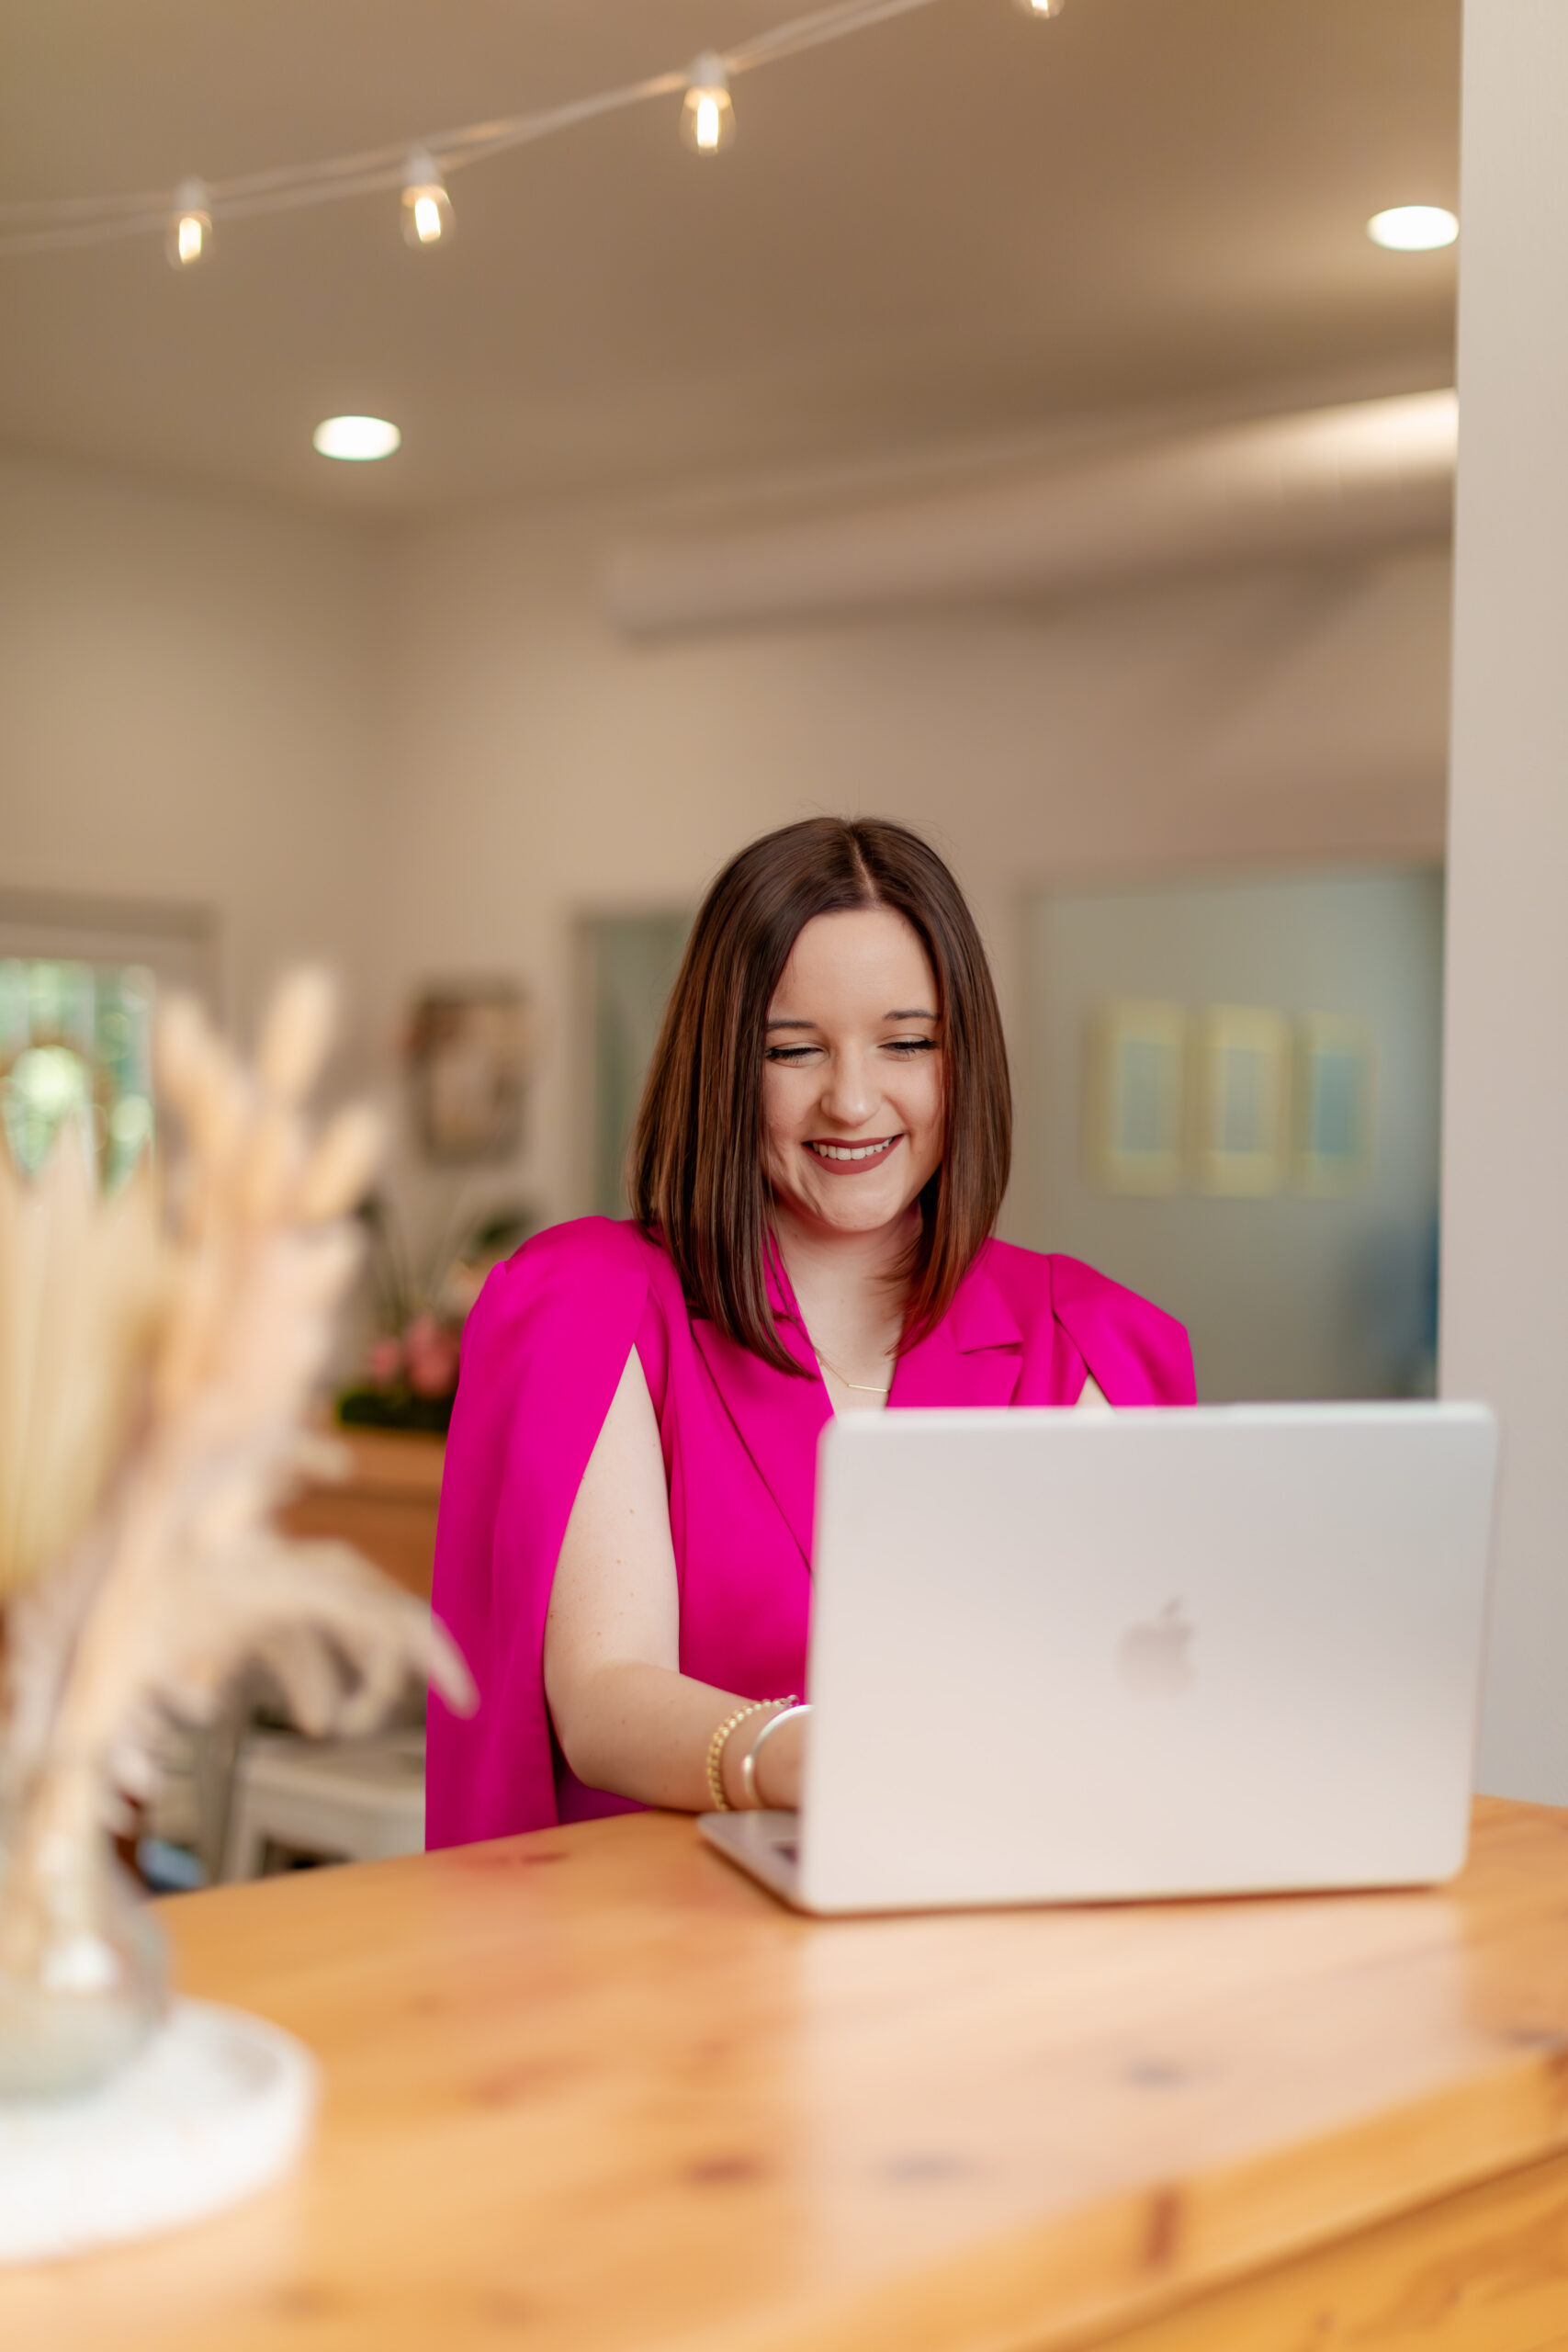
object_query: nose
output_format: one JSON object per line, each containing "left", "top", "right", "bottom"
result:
{"left": 818, "top": 1045, "right": 876, "bottom": 1129}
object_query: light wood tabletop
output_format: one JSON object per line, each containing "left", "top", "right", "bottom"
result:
{"left": 9, "top": 1798, "right": 1568, "bottom": 2352}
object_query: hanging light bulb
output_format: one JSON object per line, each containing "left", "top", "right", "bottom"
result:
{"left": 1014, "top": 0, "right": 1067, "bottom": 16}
{"left": 400, "top": 150, "right": 453, "bottom": 249}
{"left": 166, "top": 178, "right": 212, "bottom": 269}
{"left": 681, "top": 54, "right": 735, "bottom": 154}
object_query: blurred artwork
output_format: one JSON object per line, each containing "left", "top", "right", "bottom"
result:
{"left": 1082, "top": 999, "right": 1374, "bottom": 1203}
{"left": 1196, "top": 1007, "right": 1291, "bottom": 1196}
{"left": 406, "top": 983, "right": 533, "bottom": 1163}
{"left": 1294, "top": 1014, "right": 1373, "bottom": 1195}
{"left": 1087, "top": 1001, "right": 1187, "bottom": 1194}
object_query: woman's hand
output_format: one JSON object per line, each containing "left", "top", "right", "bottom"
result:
{"left": 737, "top": 1705, "right": 808, "bottom": 1811}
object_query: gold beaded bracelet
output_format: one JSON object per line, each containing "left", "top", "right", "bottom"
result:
{"left": 705, "top": 1696, "right": 797, "bottom": 1812}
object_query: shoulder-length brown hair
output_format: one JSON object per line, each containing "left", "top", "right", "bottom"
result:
{"left": 629, "top": 817, "right": 1011, "bottom": 1374}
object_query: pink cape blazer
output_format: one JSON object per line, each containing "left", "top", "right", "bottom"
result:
{"left": 426, "top": 1216, "right": 1196, "bottom": 1848}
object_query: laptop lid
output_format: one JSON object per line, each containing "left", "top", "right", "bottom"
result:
{"left": 798, "top": 1404, "right": 1497, "bottom": 1914}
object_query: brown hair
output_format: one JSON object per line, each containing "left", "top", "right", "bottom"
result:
{"left": 629, "top": 818, "right": 1011, "bottom": 1373}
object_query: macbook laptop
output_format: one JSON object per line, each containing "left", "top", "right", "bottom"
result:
{"left": 699, "top": 1404, "right": 1498, "bottom": 1913}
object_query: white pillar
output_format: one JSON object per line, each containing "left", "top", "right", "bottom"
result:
{"left": 1443, "top": 2, "right": 1568, "bottom": 1797}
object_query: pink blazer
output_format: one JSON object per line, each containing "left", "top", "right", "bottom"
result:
{"left": 426, "top": 1217, "right": 1196, "bottom": 1848}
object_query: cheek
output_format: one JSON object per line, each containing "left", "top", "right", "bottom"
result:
{"left": 761, "top": 1069, "right": 799, "bottom": 1158}
{"left": 906, "top": 1058, "right": 943, "bottom": 1128}
{"left": 908, "top": 1063, "right": 946, "bottom": 1170}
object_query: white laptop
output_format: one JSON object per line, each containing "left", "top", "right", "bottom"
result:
{"left": 699, "top": 1404, "right": 1498, "bottom": 1914}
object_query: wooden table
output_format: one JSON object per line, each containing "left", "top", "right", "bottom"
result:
{"left": 10, "top": 1799, "right": 1568, "bottom": 2352}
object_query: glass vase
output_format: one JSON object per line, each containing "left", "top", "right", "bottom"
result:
{"left": 0, "top": 1759, "right": 168, "bottom": 2100}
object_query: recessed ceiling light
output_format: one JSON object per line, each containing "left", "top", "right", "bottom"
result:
{"left": 1367, "top": 206, "right": 1458, "bottom": 253}
{"left": 312, "top": 415, "right": 402, "bottom": 462}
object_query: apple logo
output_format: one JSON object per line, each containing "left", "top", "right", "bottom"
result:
{"left": 1117, "top": 1600, "right": 1196, "bottom": 1696}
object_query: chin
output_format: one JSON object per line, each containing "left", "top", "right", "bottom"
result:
{"left": 813, "top": 1189, "right": 911, "bottom": 1232}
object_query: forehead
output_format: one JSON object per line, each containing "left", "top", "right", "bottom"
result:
{"left": 769, "top": 908, "right": 936, "bottom": 1012}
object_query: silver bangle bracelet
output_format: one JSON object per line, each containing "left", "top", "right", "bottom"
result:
{"left": 740, "top": 1702, "right": 811, "bottom": 1810}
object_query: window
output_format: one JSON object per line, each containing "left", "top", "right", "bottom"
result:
{"left": 0, "top": 891, "right": 219, "bottom": 1189}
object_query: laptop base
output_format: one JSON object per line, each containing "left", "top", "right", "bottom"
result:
{"left": 697, "top": 1810, "right": 805, "bottom": 1907}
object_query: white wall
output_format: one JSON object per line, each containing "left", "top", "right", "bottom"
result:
{"left": 370, "top": 497, "right": 1453, "bottom": 1245}
{"left": 0, "top": 444, "right": 1457, "bottom": 1283}
{"left": 1442, "top": 4, "right": 1568, "bottom": 1799}
{"left": 0, "top": 455, "right": 382, "bottom": 1062}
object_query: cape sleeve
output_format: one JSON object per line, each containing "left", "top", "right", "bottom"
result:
{"left": 425, "top": 1218, "right": 655, "bottom": 1848}
{"left": 1049, "top": 1253, "right": 1198, "bottom": 1408}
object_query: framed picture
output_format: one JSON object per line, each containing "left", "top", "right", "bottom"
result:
{"left": 1294, "top": 1012, "right": 1373, "bottom": 1194}
{"left": 1086, "top": 1001, "right": 1187, "bottom": 1194}
{"left": 1196, "top": 1006, "right": 1290, "bottom": 1195}
{"left": 406, "top": 983, "right": 534, "bottom": 1164}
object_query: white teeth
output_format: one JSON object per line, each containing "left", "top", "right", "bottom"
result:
{"left": 809, "top": 1139, "right": 893, "bottom": 1162}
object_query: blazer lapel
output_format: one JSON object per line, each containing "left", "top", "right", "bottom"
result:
{"left": 693, "top": 1255, "right": 829, "bottom": 1569}
{"left": 891, "top": 1254, "right": 1024, "bottom": 1408}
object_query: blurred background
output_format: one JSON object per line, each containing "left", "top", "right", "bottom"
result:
{"left": 2, "top": 0, "right": 1459, "bottom": 1440}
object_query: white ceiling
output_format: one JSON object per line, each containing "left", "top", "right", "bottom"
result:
{"left": 0, "top": 0, "right": 1460, "bottom": 517}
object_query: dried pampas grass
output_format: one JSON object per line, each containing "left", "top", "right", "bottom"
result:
{"left": 0, "top": 1139, "right": 164, "bottom": 1604}
{"left": 0, "top": 969, "right": 473, "bottom": 1854}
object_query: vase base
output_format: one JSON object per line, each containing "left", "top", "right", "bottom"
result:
{"left": 0, "top": 1997, "right": 317, "bottom": 2265}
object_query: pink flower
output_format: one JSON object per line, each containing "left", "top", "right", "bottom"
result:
{"left": 367, "top": 1334, "right": 405, "bottom": 1386}
{"left": 404, "top": 1313, "right": 461, "bottom": 1398}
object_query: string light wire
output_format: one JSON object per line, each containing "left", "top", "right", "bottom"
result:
{"left": 0, "top": 0, "right": 951, "bottom": 259}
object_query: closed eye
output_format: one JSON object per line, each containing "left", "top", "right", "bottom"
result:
{"left": 766, "top": 1036, "right": 938, "bottom": 1064}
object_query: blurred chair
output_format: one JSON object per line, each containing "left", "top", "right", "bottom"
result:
{"left": 220, "top": 1725, "right": 426, "bottom": 1879}
{"left": 141, "top": 1703, "right": 247, "bottom": 1884}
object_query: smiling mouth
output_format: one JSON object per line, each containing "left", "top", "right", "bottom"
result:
{"left": 805, "top": 1136, "right": 902, "bottom": 1168}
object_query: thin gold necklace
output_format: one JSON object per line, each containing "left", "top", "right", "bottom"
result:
{"left": 813, "top": 1343, "right": 895, "bottom": 1398}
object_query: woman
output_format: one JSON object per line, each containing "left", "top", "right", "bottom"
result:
{"left": 427, "top": 819, "right": 1194, "bottom": 1847}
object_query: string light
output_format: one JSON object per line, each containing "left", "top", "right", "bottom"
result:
{"left": 166, "top": 178, "right": 211, "bottom": 270}
{"left": 1, "top": 0, "right": 953, "bottom": 262}
{"left": 400, "top": 151, "right": 453, "bottom": 249}
{"left": 681, "top": 55, "right": 736, "bottom": 154}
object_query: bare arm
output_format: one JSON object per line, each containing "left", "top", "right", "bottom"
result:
{"left": 542, "top": 1349, "right": 804, "bottom": 1809}
{"left": 545, "top": 1351, "right": 1101, "bottom": 1811}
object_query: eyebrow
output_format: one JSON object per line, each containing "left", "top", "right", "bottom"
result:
{"left": 764, "top": 1008, "right": 939, "bottom": 1030}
